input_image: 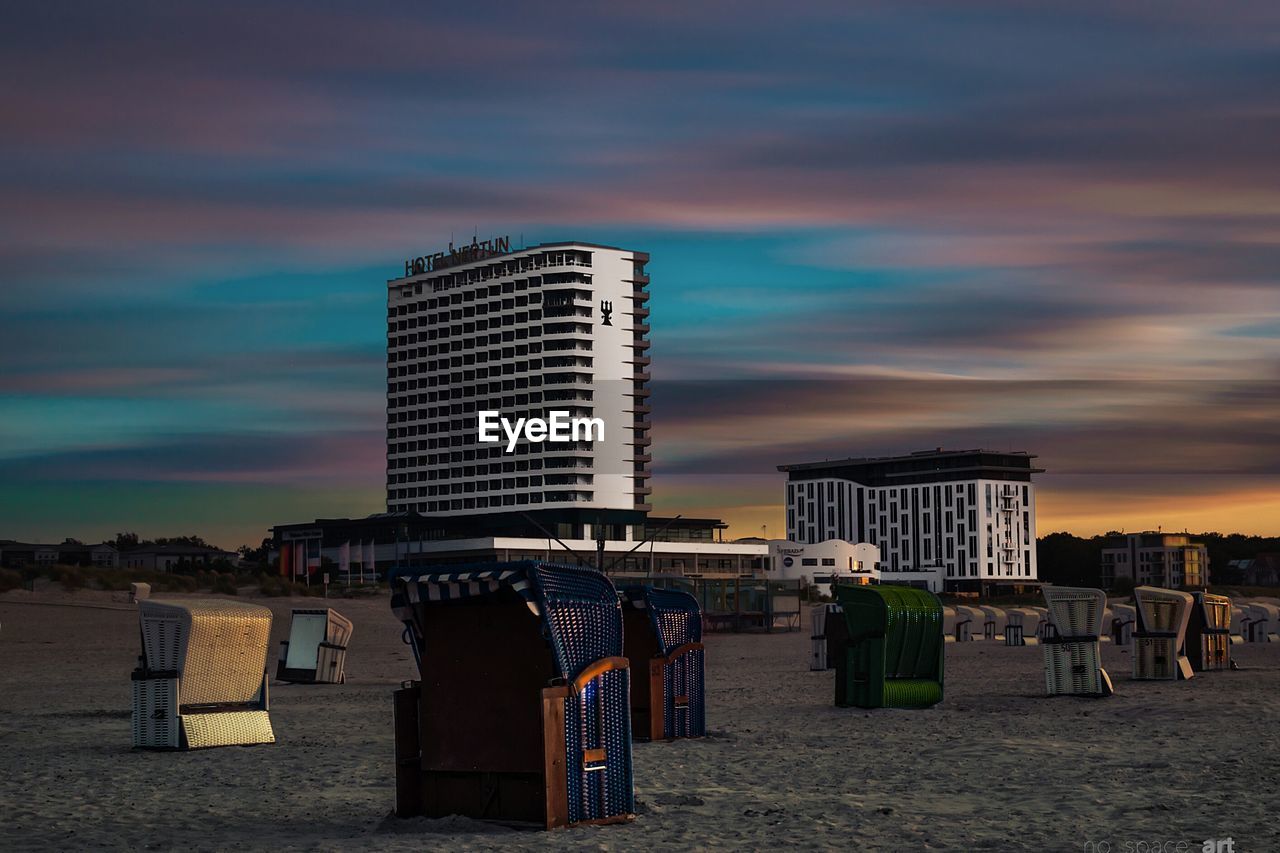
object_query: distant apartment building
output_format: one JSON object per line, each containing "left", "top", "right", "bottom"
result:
{"left": 1100, "top": 532, "right": 1208, "bottom": 589}
{"left": 778, "top": 449, "right": 1042, "bottom": 593}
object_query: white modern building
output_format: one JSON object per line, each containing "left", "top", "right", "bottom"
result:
{"left": 766, "top": 539, "right": 900, "bottom": 595}
{"left": 778, "top": 449, "right": 1042, "bottom": 593}
{"left": 386, "top": 237, "right": 651, "bottom": 537}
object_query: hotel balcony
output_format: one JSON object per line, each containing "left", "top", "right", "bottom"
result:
{"left": 633, "top": 305, "right": 650, "bottom": 319}
{"left": 634, "top": 452, "right": 653, "bottom": 464}
{"left": 634, "top": 501, "right": 653, "bottom": 513}
{"left": 628, "top": 354, "right": 652, "bottom": 367}
{"left": 634, "top": 370, "right": 651, "bottom": 382}
{"left": 635, "top": 484, "right": 653, "bottom": 496}
{"left": 632, "top": 435, "right": 653, "bottom": 447}
{"left": 632, "top": 287, "right": 650, "bottom": 303}
{"left": 632, "top": 322, "right": 651, "bottom": 335}
{"left": 630, "top": 403, "right": 652, "bottom": 415}
{"left": 633, "top": 338, "right": 652, "bottom": 352}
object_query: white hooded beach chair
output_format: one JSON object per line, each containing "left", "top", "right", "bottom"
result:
{"left": 954, "top": 606, "right": 982, "bottom": 641}
{"left": 1004, "top": 608, "right": 1042, "bottom": 646}
{"left": 1041, "top": 586, "right": 1113, "bottom": 697}
{"left": 131, "top": 599, "right": 275, "bottom": 749}
{"left": 810, "top": 603, "right": 842, "bottom": 670}
{"left": 1110, "top": 603, "right": 1136, "bottom": 646}
{"left": 978, "top": 606, "right": 1006, "bottom": 641}
{"left": 943, "top": 606, "right": 959, "bottom": 644}
{"left": 1132, "top": 587, "right": 1193, "bottom": 681}
{"left": 1247, "top": 602, "right": 1280, "bottom": 642}
{"left": 129, "top": 582, "right": 150, "bottom": 603}
{"left": 277, "top": 608, "right": 354, "bottom": 684}
{"left": 1099, "top": 606, "right": 1114, "bottom": 642}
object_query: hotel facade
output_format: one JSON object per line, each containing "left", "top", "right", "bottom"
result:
{"left": 777, "top": 449, "right": 1042, "bottom": 592}
{"left": 385, "top": 238, "right": 651, "bottom": 540}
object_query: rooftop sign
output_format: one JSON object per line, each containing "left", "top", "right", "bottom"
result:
{"left": 403, "top": 236, "right": 511, "bottom": 277}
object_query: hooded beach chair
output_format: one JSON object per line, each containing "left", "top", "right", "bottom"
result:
{"left": 620, "top": 586, "right": 705, "bottom": 741}
{"left": 129, "top": 582, "right": 150, "bottom": 603}
{"left": 1110, "top": 603, "right": 1136, "bottom": 646}
{"left": 277, "top": 608, "right": 353, "bottom": 684}
{"left": 953, "top": 605, "right": 981, "bottom": 642}
{"left": 1132, "top": 586, "right": 1194, "bottom": 680}
{"left": 1186, "top": 592, "right": 1231, "bottom": 672}
{"left": 131, "top": 599, "right": 275, "bottom": 749}
{"left": 1100, "top": 606, "right": 1114, "bottom": 642}
{"left": 1041, "top": 586, "right": 1113, "bottom": 697}
{"left": 390, "top": 561, "right": 633, "bottom": 830}
{"left": 1004, "top": 608, "right": 1043, "bottom": 646}
{"left": 1228, "top": 604, "right": 1247, "bottom": 644}
{"left": 809, "top": 603, "right": 842, "bottom": 668}
{"left": 978, "top": 606, "right": 1006, "bottom": 641}
{"left": 1251, "top": 602, "right": 1280, "bottom": 642}
{"left": 830, "top": 584, "right": 944, "bottom": 709}
{"left": 942, "top": 606, "right": 959, "bottom": 644}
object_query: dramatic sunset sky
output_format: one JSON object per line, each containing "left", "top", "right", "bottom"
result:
{"left": 3, "top": 2, "right": 1279, "bottom": 548}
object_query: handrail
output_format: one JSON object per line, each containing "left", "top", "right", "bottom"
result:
{"left": 664, "top": 642, "right": 704, "bottom": 663}
{"left": 571, "top": 656, "right": 630, "bottom": 695}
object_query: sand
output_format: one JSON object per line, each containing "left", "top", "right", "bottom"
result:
{"left": 2, "top": 587, "right": 1277, "bottom": 852}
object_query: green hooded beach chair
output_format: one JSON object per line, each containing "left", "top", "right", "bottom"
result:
{"left": 832, "top": 584, "right": 944, "bottom": 709}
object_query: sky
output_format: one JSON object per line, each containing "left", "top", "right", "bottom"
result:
{"left": 2, "top": 1, "right": 1279, "bottom": 549}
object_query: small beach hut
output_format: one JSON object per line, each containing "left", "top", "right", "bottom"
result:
{"left": 1186, "top": 592, "right": 1231, "bottom": 672}
{"left": 620, "top": 586, "right": 705, "bottom": 741}
{"left": 1041, "top": 586, "right": 1113, "bottom": 697}
{"left": 1109, "top": 603, "right": 1137, "bottom": 646}
{"left": 1132, "top": 586, "right": 1193, "bottom": 680}
{"left": 276, "top": 608, "right": 354, "bottom": 684}
{"left": 830, "top": 584, "right": 944, "bottom": 709}
{"left": 131, "top": 599, "right": 275, "bottom": 749}
{"left": 810, "top": 603, "right": 842, "bottom": 668}
{"left": 390, "top": 561, "right": 633, "bottom": 830}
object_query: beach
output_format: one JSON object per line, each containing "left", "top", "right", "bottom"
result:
{"left": 2, "top": 588, "right": 1277, "bottom": 852}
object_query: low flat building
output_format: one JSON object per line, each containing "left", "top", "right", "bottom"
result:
{"left": 766, "top": 539, "right": 896, "bottom": 595}
{"left": 0, "top": 540, "right": 118, "bottom": 569}
{"left": 270, "top": 512, "right": 768, "bottom": 580}
{"left": 119, "top": 544, "right": 237, "bottom": 573}
{"left": 1100, "top": 532, "right": 1208, "bottom": 589}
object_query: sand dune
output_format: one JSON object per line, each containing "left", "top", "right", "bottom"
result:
{"left": 1, "top": 588, "right": 1276, "bottom": 851}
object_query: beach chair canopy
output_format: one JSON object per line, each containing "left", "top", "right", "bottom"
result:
{"left": 392, "top": 561, "right": 624, "bottom": 684}
{"left": 1134, "top": 587, "right": 1193, "bottom": 637}
{"left": 831, "top": 584, "right": 944, "bottom": 708}
{"left": 138, "top": 599, "right": 272, "bottom": 705}
{"left": 389, "top": 561, "right": 633, "bottom": 829}
{"left": 620, "top": 585, "right": 703, "bottom": 654}
{"left": 1042, "top": 586, "right": 1107, "bottom": 638}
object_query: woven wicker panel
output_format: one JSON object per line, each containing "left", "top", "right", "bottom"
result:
{"left": 182, "top": 710, "right": 275, "bottom": 748}
{"left": 662, "top": 648, "right": 705, "bottom": 738}
{"left": 530, "top": 564, "right": 624, "bottom": 680}
{"left": 138, "top": 605, "right": 186, "bottom": 672}
{"left": 1200, "top": 634, "right": 1231, "bottom": 670}
{"left": 1042, "top": 587, "right": 1107, "bottom": 637}
{"left": 1044, "top": 640, "right": 1105, "bottom": 695}
{"left": 132, "top": 678, "right": 180, "bottom": 749}
{"left": 564, "top": 667, "right": 633, "bottom": 826}
{"left": 1199, "top": 594, "right": 1231, "bottom": 630}
{"left": 316, "top": 644, "right": 347, "bottom": 684}
{"left": 327, "top": 609, "right": 354, "bottom": 647}
{"left": 1133, "top": 636, "right": 1180, "bottom": 679}
{"left": 166, "top": 600, "right": 271, "bottom": 705}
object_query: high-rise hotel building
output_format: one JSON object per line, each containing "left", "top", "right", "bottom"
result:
{"left": 385, "top": 239, "right": 652, "bottom": 539}
{"left": 778, "top": 449, "right": 1042, "bottom": 591}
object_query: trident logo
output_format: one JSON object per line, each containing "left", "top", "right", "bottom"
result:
{"left": 600, "top": 300, "right": 613, "bottom": 326}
